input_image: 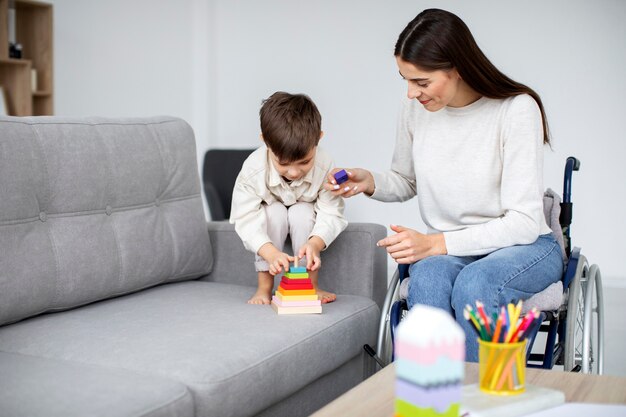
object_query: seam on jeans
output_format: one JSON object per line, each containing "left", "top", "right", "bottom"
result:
{"left": 496, "top": 237, "right": 559, "bottom": 304}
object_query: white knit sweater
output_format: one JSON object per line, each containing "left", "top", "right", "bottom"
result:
{"left": 371, "top": 94, "right": 551, "bottom": 256}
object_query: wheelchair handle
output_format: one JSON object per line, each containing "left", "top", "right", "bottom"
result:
{"left": 562, "top": 156, "right": 580, "bottom": 204}
{"left": 560, "top": 156, "right": 580, "bottom": 248}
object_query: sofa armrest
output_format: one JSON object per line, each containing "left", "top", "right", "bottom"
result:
{"left": 204, "top": 222, "right": 388, "bottom": 309}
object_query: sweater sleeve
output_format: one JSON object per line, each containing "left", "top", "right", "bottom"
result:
{"left": 370, "top": 98, "right": 418, "bottom": 202}
{"left": 308, "top": 154, "right": 348, "bottom": 249}
{"left": 310, "top": 186, "right": 348, "bottom": 249}
{"left": 229, "top": 174, "right": 272, "bottom": 255}
{"left": 443, "top": 95, "right": 547, "bottom": 256}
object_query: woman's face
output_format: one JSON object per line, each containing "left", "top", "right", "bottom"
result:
{"left": 396, "top": 57, "right": 471, "bottom": 111}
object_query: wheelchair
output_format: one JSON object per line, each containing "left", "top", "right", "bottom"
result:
{"left": 365, "top": 157, "right": 605, "bottom": 375}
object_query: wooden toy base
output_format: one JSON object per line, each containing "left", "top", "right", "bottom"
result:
{"left": 271, "top": 300, "right": 322, "bottom": 315}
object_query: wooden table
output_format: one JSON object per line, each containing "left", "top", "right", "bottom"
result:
{"left": 310, "top": 363, "right": 626, "bottom": 417}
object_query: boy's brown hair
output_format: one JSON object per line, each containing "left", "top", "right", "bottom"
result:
{"left": 260, "top": 92, "right": 322, "bottom": 162}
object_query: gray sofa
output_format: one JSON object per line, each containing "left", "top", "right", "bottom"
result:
{"left": 0, "top": 116, "right": 387, "bottom": 417}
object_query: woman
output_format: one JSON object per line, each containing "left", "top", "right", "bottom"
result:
{"left": 326, "top": 8, "right": 563, "bottom": 361}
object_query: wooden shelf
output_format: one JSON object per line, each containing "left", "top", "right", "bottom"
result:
{"left": 0, "top": 57, "right": 31, "bottom": 65}
{"left": 0, "top": 0, "right": 53, "bottom": 116}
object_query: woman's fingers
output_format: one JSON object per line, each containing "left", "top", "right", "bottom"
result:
{"left": 377, "top": 232, "right": 405, "bottom": 248}
{"left": 394, "top": 256, "right": 417, "bottom": 264}
{"left": 325, "top": 169, "right": 363, "bottom": 198}
{"left": 326, "top": 168, "right": 349, "bottom": 185}
{"left": 326, "top": 183, "right": 358, "bottom": 197}
{"left": 387, "top": 247, "right": 414, "bottom": 259}
{"left": 390, "top": 224, "right": 408, "bottom": 233}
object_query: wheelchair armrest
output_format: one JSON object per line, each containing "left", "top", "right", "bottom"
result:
{"left": 398, "top": 264, "right": 410, "bottom": 281}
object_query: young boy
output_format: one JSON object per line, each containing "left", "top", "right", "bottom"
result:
{"left": 230, "top": 91, "right": 347, "bottom": 305}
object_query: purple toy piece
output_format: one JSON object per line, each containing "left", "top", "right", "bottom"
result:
{"left": 333, "top": 169, "right": 349, "bottom": 185}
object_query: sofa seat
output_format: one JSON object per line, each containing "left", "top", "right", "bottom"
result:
{"left": 0, "top": 280, "right": 379, "bottom": 417}
{"left": 0, "top": 351, "right": 193, "bottom": 417}
{"left": 0, "top": 116, "right": 388, "bottom": 416}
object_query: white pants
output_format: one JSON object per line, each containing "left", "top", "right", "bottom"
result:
{"left": 255, "top": 201, "right": 316, "bottom": 272}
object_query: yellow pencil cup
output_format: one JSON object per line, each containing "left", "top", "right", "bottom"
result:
{"left": 478, "top": 339, "right": 527, "bottom": 395}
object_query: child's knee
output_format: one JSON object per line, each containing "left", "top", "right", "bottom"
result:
{"left": 264, "top": 202, "right": 289, "bottom": 237}
{"left": 265, "top": 202, "right": 288, "bottom": 221}
{"left": 287, "top": 203, "right": 315, "bottom": 246}
{"left": 287, "top": 202, "right": 315, "bottom": 225}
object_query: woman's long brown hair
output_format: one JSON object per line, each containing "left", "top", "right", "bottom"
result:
{"left": 395, "top": 9, "right": 550, "bottom": 144}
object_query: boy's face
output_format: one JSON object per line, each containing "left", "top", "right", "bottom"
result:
{"left": 269, "top": 147, "right": 317, "bottom": 182}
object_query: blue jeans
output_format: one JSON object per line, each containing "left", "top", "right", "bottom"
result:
{"left": 406, "top": 233, "right": 563, "bottom": 362}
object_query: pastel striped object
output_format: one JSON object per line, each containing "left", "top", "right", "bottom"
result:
{"left": 395, "top": 305, "right": 465, "bottom": 417}
{"left": 395, "top": 399, "right": 460, "bottom": 417}
{"left": 395, "top": 379, "right": 461, "bottom": 413}
{"left": 395, "top": 339, "right": 465, "bottom": 363}
{"left": 395, "top": 357, "right": 463, "bottom": 386}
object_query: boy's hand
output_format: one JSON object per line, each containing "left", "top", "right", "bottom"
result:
{"left": 298, "top": 236, "right": 325, "bottom": 271}
{"left": 267, "top": 251, "right": 293, "bottom": 275}
{"left": 258, "top": 243, "right": 293, "bottom": 275}
{"left": 324, "top": 168, "right": 376, "bottom": 198}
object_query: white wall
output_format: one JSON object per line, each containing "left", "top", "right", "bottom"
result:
{"left": 209, "top": 0, "right": 626, "bottom": 284}
{"left": 50, "top": 0, "right": 626, "bottom": 285}
{"left": 49, "top": 0, "right": 213, "bottom": 192}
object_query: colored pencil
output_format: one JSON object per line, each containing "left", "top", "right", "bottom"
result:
{"left": 491, "top": 309, "right": 503, "bottom": 343}
{"left": 464, "top": 307, "right": 487, "bottom": 340}
{"left": 475, "top": 301, "right": 492, "bottom": 337}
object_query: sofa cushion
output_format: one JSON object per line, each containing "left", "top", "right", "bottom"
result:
{"left": 206, "top": 222, "right": 388, "bottom": 309}
{"left": 0, "top": 351, "right": 194, "bottom": 417}
{"left": 0, "top": 116, "right": 212, "bottom": 326}
{"left": 0, "top": 281, "right": 379, "bottom": 417}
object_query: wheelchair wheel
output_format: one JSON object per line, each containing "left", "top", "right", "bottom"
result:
{"left": 563, "top": 254, "right": 605, "bottom": 374}
{"left": 375, "top": 270, "right": 402, "bottom": 367}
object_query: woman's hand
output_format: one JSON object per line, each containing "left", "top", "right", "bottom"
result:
{"left": 324, "top": 168, "right": 376, "bottom": 198}
{"left": 376, "top": 224, "right": 447, "bottom": 264}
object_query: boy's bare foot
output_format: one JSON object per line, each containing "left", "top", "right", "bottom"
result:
{"left": 248, "top": 271, "right": 274, "bottom": 305}
{"left": 247, "top": 288, "right": 272, "bottom": 305}
{"left": 307, "top": 270, "right": 335, "bottom": 304}
{"left": 316, "top": 289, "right": 336, "bottom": 304}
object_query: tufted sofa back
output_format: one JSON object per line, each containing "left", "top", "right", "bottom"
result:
{"left": 0, "top": 116, "right": 212, "bottom": 326}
